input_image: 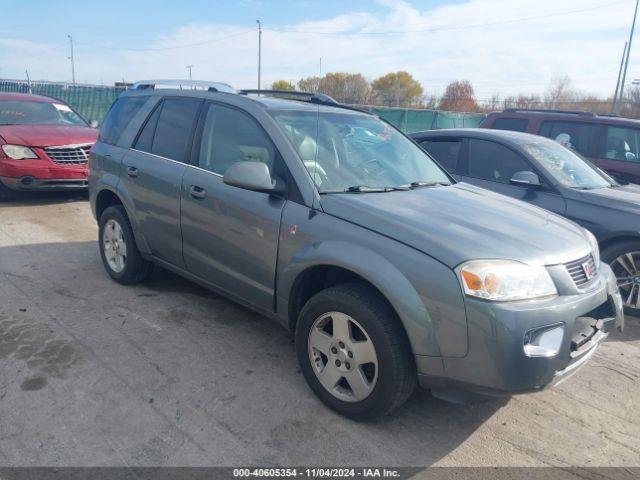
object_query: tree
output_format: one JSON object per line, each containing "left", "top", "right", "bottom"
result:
{"left": 371, "top": 71, "right": 424, "bottom": 107}
{"left": 544, "top": 75, "right": 575, "bottom": 109}
{"left": 318, "top": 72, "right": 371, "bottom": 104}
{"left": 297, "top": 76, "right": 321, "bottom": 93}
{"left": 438, "top": 80, "right": 479, "bottom": 112}
{"left": 271, "top": 80, "right": 294, "bottom": 91}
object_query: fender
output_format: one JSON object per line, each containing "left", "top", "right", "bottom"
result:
{"left": 278, "top": 239, "right": 446, "bottom": 357}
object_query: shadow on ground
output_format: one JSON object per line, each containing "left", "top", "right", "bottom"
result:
{"left": 1, "top": 190, "right": 88, "bottom": 207}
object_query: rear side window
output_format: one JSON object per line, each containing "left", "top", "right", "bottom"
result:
{"left": 605, "top": 126, "right": 640, "bottom": 163}
{"left": 135, "top": 97, "right": 201, "bottom": 162}
{"left": 538, "top": 121, "right": 602, "bottom": 158}
{"left": 99, "top": 96, "right": 148, "bottom": 145}
{"left": 419, "top": 140, "right": 461, "bottom": 173}
{"left": 466, "top": 139, "right": 531, "bottom": 184}
{"left": 491, "top": 118, "right": 529, "bottom": 132}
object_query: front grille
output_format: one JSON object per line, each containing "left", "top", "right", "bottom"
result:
{"left": 565, "top": 254, "right": 598, "bottom": 288}
{"left": 44, "top": 144, "right": 92, "bottom": 165}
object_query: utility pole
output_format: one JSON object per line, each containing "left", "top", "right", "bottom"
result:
{"left": 617, "top": 0, "right": 639, "bottom": 114}
{"left": 186, "top": 65, "right": 194, "bottom": 81}
{"left": 67, "top": 34, "right": 76, "bottom": 85}
{"left": 612, "top": 41, "right": 628, "bottom": 114}
{"left": 319, "top": 57, "right": 322, "bottom": 78}
{"left": 25, "top": 70, "right": 31, "bottom": 94}
{"left": 256, "top": 20, "right": 262, "bottom": 91}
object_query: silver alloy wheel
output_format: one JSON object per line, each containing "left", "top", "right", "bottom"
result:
{"left": 308, "top": 311, "right": 378, "bottom": 402}
{"left": 103, "top": 219, "right": 127, "bottom": 273}
{"left": 611, "top": 251, "right": 640, "bottom": 308}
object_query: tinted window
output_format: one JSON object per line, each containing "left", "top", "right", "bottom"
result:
{"left": 420, "top": 140, "right": 461, "bottom": 173}
{"left": 538, "top": 121, "right": 602, "bottom": 158}
{"left": 99, "top": 96, "right": 148, "bottom": 145}
{"left": 467, "top": 139, "right": 531, "bottom": 184}
{"left": 605, "top": 126, "right": 640, "bottom": 163}
{"left": 492, "top": 118, "right": 529, "bottom": 132}
{"left": 149, "top": 98, "right": 201, "bottom": 162}
{"left": 198, "top": 104, "right": 275, "bottom": 175}
{"left": 134, "top": 104, "right": 161, "bottom": 152}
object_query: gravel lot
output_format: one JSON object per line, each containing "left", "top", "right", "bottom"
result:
{"left": 0, "top": 192, "right": 638, "bottom": 467}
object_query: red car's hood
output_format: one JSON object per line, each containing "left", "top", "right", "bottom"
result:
{"left": 0, "top": 124, "right": 98, "bottom": 148}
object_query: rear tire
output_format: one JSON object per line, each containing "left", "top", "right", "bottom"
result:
{"left": 602, "top": 240, "right": 640, "bottom": 316}
{"left": 295, "top": 283, "right": 416, "bottom": 421}
{"left": 98, "top": 205, "right": 153, "bottom": 285}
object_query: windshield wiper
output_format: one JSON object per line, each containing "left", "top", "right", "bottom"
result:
{"left": 405, "top": 181, "right": 452, "bottom": 189}
{"left": 345, "top": 185, "right": 410, "bottom": 193}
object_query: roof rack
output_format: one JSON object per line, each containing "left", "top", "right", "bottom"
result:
{"left": 132, "top": 79, "right": 236, "bottom": 94}
{"left": 504, "top": 108, "right": 597, "bottom": 117}
{"left": 239, "top": 89, "right": 339, "bottom": 105}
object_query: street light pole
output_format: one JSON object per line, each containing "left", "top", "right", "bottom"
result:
{"left": 612, "top": 41, "right": 628, "bottom": 114}
{"left": 186, "top": 65, "right": 194, "bottom": 81}
{"left": 256, "top": 20, "right": 262, "bottom": 91}
{"left": 67, "top": 34, "right": 76, "bottom": 85}
{"left": 617, "top": 0, "right": 640, "bottom": 114}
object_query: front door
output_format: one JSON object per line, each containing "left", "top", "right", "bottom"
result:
{"left": 457, "top": 138, "right": 566, "bottom": 215}
{"left": 181, "top": 102, "right": 286, "bottom": 313}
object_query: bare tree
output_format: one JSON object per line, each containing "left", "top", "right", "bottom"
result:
{"left": 544, "top": 75, "right": 574, "bottom": 109}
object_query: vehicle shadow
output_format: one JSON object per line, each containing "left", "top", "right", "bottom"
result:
{"left": 0, "top": 240, "right": 503, "bottom": 466}
{"left": 0, "top": 190, "right": 88, "bottom": 207}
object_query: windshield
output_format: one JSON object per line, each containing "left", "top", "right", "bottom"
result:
{"left": 271, "top": 109, "right": 451, "bottom": 192}
{"left": 521, "top": 139, "right": 612, "bottom": 189}
{"left": 0, "top": 100, "right": 87, "bottom": 127}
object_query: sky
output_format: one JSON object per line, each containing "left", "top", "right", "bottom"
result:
{"left": 0, "top": 0, "right": 637, "bottom": 101}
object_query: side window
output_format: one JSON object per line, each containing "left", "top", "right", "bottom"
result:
{"left": 605, "top": 126, "right": 640, "bottom": 163}
{"left": 198, "top": 104, "right": 275, "bottom": 175}
{"left": 99, "top": 96, "right": 148, "bottom": 145}
{"left": 467, "top": 139, "right": 532, "bottom": 184}
{"left": 539, "top": 121, "right": 602, "bottom": 158}
{"left": 134, "top": 103, "right": 161, "bottom": 153}
{"left": 150, "top": 98, "right": 202, "bottom": 162}
{"left": 492, "top": 118, "right": 529, "bottom": 132}
{"left": 420, "top": 140, "right": 461, "bottom": 173}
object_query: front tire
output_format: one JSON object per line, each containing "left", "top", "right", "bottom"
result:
{"left": 0, "top": 181, "right": 14, "bottom": 201}
{"left": 295, "top": 283, "right": 416, "bottom": 421}
{"left": 602, "top": 240, "right": 640, "bottom": 316}
{"left": 98, "top": 205, "right": 153, "bottom": 285}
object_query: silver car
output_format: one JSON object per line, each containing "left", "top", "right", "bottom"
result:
{"left": 89, "top": 81, "right": 624, "bottom": 420}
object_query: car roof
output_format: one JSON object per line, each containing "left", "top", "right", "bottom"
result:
{"left": 0, "top": 92, "right": 58, "bottom": 103}
{"left": 121, "top": 87, "right": 369, "bottom": 116}
{"left": 410, "top": 128, "right": 555, "bottom": 147}
{"left": 486, "top": 109, "right": 640, "bottom": 127}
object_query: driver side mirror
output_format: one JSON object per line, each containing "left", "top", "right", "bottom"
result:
{"left": 510, "top": 171, "right": 541, "bottom": 187}
{"left": 89, "top": 120, "right": 99, "bottom": 128}
{"left": 223, "top": 161, "right": 285, "bottom": 196}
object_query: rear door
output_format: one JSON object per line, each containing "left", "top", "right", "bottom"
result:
{"left": 121, "top": 96, "right": 202, "bottom": 268}
{"left": 180, "top": 102, "right": 287, "bottom": 314}
{"left": 458, "top": 137, "right": 566, "bottom": 215}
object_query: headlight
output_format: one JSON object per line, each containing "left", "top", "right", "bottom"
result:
{"left": 1, "top": 145, "right": 38, "bottom": 160}
{"left": 459, "top": 260, "right": 557, "bottom": 301}
{"left": 585, "top": 229, "right": 600, "bottom": 266}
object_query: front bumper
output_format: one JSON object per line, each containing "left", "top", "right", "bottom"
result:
{"left": 0, "top": 175, "right": 88, "bottom": 191}
{"left": 417, "top": 263, "right": 624, "bottom": 396}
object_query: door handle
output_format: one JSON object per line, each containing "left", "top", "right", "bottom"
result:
{"left": 126, "top": 166, "right": 138, "bottom": 178}
{"left": 189, "top": 185, "right": 207, "bottom": 199}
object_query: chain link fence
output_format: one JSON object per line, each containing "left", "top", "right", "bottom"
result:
{"left": 0, "top": 79, "right": 487, "bottom": 132}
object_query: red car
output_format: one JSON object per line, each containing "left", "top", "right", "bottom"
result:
{"left": 0, "top": 93, "right": 98, "bottom": 199}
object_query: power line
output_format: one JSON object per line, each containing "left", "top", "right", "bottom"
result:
{"left": 264, "top": 0, "right": 628, "bottom": 36}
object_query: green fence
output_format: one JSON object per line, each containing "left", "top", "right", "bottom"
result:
{"left": 0, "top": 79, "right": 487, "bottom": 131}
{"left": 0, "top": 80, "right": 125, "bottom": 123}
{"left": 361, "top": 106, "right": 486, "bottom": 132}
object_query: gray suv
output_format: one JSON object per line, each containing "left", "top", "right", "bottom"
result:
{"left": 89, "top": 81, "right": 624, "bottom": 420}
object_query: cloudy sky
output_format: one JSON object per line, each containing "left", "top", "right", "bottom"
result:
{"left": 0, "top": 0, "right": 637, "bottom": 100}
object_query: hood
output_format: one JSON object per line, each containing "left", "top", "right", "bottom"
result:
{"left": 319, "top": 182, "right": 591, "bottom": 268}
{"left": 0, "top": 124, "right": 98, "bottom": 148}
{"left": 575, "top": 184, "right": 640, "bottom": 214}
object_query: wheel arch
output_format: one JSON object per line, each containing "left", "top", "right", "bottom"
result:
{"left": 599, "top": 233, "right": 640, "bottom": 256}
{"left": 279, "top": 241, "right": 442, "bottom": 357}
